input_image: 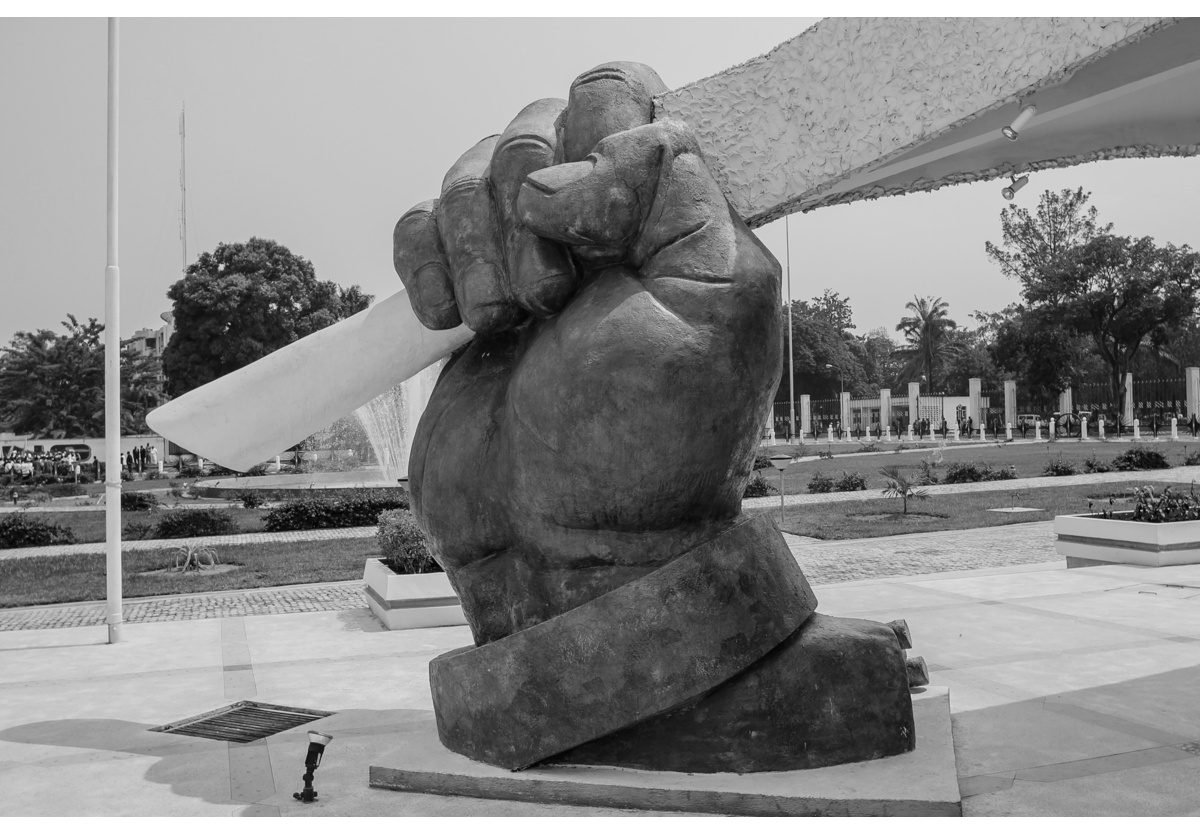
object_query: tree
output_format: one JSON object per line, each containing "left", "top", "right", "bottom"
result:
{"left": 780, "top": 291, "right": 866, "bottom": 402}
{"left": 940, "top": 325, "right": 1002, "bottom": 394}
{"left": 982, "top": 304, "right": 1094, "bottom": 413}
{"left": 0, "top": 315, "right": 162, "bottom": 437}
{"left": 894, "top": 296, "right": 960, "bottom": 390}
{"left": 1028, "top": 235, "right": 1200, "bottom": 410}
{"left": 850, "top": 327, "right": 904, "bottom": 392}
{"left": 878, "top": 465, "right": 927, "bottom": 515}
{"left": 984, "top": 187, "right": 1112, "bottom": 290}
{"left": 161, "top": 237, "right": 372, "bottom": 397}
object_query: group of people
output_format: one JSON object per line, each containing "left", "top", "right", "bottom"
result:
{"left": 123, "top": 443, "right": 158, "bottom": 473}
{"left": 2, "top": 448, "right": 84, "bottom": 479}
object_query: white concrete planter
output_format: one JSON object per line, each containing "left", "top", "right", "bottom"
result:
{"left": 1054, "top": 512, "right": 1200, "bottom": 567}
{"left": 363, "top": 558, "right": 468, "bottom": 630}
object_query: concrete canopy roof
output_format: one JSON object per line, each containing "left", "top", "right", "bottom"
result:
{"left": 657, "top": 17, "right": 1200, "bottom": 228}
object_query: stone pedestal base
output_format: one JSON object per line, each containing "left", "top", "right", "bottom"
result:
{"left": 369, "top": 687, "right": 959, "bottom": 816}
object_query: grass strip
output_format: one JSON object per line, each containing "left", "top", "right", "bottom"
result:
{"left": 0, "top": 537, "right": 381, "bottom": 608}
{"left": 769, "top": 479, "right": 1192, "bottom": 540}
{"left": 764, "top": 439, "right": 1200, "bottom": 495}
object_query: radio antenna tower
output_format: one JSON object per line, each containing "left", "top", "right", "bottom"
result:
{"left": 179, "top": 104, "right": 188, "bottom": 274}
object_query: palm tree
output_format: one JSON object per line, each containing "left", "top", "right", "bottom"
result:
{"left": 879, "top": 466, "right": 928, "bottom": 515}
{"left": 895, "top": 296, "right": 960, "bottom": 389}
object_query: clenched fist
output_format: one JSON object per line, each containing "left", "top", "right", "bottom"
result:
{"left": 394, "top": 63, "right": 781, "bottom": 644}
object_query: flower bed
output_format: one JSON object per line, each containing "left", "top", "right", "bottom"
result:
{"left": 1055, "top": 488, "right": 1200, "bottom": 567}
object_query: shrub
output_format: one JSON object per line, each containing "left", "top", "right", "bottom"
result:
{"left": 944, "top": 462, "right": 1016, "bottom": 484}
{"left": 0, "top": 515, "right": 76, "bottom": 548}
{"left": 1083, "top": 453, "right": 1113, "bottom": 474}
{"left": 174, "top": 540, "right": 221, "bottom": 572}
{"left": 1042, "top": 454, "right": 1078, "bottom": 477}
{"left": 238, "top": 490, "right": 266, "bottom": 509}
{"left": 179, "top": 462, "right": 204, "bottom": 478}
{"left": 144, "top": 470, "right": 170, "bottom": 480}
{"left": 753, "top": 451, "right": 773, "bottom": 471}
{"left": 917, "top": 459, "right": 940, "bottom": 485}
{"left": 263, "top": 488, "right": 409, "bottom": 532}
{"left": 43, "top": 483, "right": 86, "bottom": 498}
{"left": 743, "top": 473, "right": 777, "bottom": 498}
{"left": 834, "top": 471, "right": 868, "bottom": 491}
{"left": 1130, "top": 485, "right": 1200, "bottom": 523}
{"left": 121, "top": 491, "right": 160, "bottom": 511}
{"left": 854, "top": 443, "right": 879, "bottom": 454}
{"left": 808, "top": 472, "right": 834, "bottom": 493}
{"left": 169, "top": 483, "right": 188, "bottom": 499}
{"left": 376, "top": 509, "right": 439, "bottom": 574}
{"left": 1186, "top": 450, "right": 1200, "bottom": 467}
{"left": 22, "top": 491, "right": 52, "bottom": 506}
{"left": 247, "top": 463, "right": 271, "bottom": 477}
{"left": 122, "top": 521, "right": 154, "bottom": 540}
{"left": 154, "top": 508, "right": 238, "bottom": 539}
{"left": 77, "top": 473, "right": 94, "bottom": 484}
{"left": 1112, "top": 447, "right": 1171, "bottom": 472}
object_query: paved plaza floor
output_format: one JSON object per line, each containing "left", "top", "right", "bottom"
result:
{"left": 4, "top": 547, "right": 1200, "bottom": 815}
{"left": 5, "top": 467, "right": 1200, "bottom": 816}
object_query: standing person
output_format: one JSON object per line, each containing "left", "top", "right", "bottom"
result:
{"left": 967, "top": 416, "right": 974, "bottom": 439}
{"left": 125, "top": 449, "right": 133, "bottom": 473}
{"left": 149, "top": 444, "right": 158, "bottom": 468}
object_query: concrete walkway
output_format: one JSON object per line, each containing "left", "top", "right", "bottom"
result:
{"left": 4, "top": 558, "right": 1200, "bottom": 816}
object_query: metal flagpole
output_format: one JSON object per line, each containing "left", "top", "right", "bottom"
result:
{"left": 785, "top": 216, "right": 796, "bottom": 440}
{"left": 105, "top": 17, "right": 123, "bottom": 644}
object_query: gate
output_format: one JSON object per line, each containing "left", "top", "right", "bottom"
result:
{"left": 915, "top": 393, "right": 946, "bottom": 437}
{"left": 980, "top": 389, "right": 1005, "bottom": 439}
{"left": 850, "top": 396, "right": 881, "bottom": 439}
{"left": 809, "top": 397, "right": 841, "bottom": 437}
{"left": 1132, "top": 377, "right": 1186, "bottom": 432}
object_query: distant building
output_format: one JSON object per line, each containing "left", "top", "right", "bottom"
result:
{"left": 122, "top": 311, "right": 173, "bottom": 398}
{"left": 123, "top": 310, "right": 174, "bottom": 360}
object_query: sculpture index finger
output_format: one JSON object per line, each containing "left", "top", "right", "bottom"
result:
{"left": 491, "top": 98, "right": 577, "bottom": 317}
{"left": 393, "top": 199, "right": 461, "bottom": 331}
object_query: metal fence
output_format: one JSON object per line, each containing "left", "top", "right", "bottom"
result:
{"left": 980, "top": 391, "right": 1006, "bottom": 438}
{"left": 1131, "top": 377, "right": 1187, "bottom": 422}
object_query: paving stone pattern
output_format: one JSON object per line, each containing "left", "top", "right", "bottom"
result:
{"left": 0, "top": 525, "right": 377, "bottom": 561}
{"left": 0, "top": 581, "right": 367, "bottom": 632}
{"left": 783, "top": 524, "right": 1056, "bottom": 586}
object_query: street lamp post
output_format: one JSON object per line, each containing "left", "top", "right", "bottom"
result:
{"left": 768, "top": 455, "right": 793, "bottom": 525}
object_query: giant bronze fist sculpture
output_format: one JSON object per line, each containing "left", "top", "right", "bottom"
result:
{"left": 394, "top": 63, "right": 916, "bottom": 773}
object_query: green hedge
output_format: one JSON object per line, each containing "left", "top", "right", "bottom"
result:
{"left": 0, "top": 515, "right": 77, "bottom": 548}
{"left": 264, "top": 488, "right": 409, "bottom": 532}
{"left": 154, "top": 509, "right": 238, "bottom": 539}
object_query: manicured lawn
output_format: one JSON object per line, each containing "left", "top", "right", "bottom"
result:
{"left": 759, "top": 439, "right": 1200, "bottom": 495}
{"left": 768, "top": 479, "right": 1192, "bottom": 540}
{"left": 0, "top": 537, "right": 382, "bottom": 608}
{"left": 16, "top": 507, "right": 270, "bottom": 543}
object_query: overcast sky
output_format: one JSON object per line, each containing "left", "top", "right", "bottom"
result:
{"left": 2, "top": 14, "right": 1198, "bottom": 350}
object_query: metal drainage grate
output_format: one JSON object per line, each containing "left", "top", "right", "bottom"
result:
{"left": 149, "top": 700, "right": 334, "bottom": 744}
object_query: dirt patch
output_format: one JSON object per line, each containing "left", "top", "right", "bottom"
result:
{"left": 136, "top": 564, "right": 242, "bottom": 577}
{"left": 847, "top": 512, "right": 947, "bottom": 523}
